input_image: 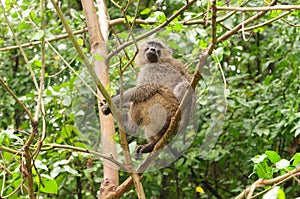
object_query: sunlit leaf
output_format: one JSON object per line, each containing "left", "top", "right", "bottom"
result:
{"left": 140, "top": 8, "right": 152, "bottom": 15}
{"left": 196, "top": 186, "right": 205, "bottom": 194}
{"left": 291, "top": 153, "right": 300, "bottom": 167}
{"left": 39, "top": 174, "right": 58, "bottom": 194}
{"left": 265, "top": 150, "right": 281, "bottom": 164}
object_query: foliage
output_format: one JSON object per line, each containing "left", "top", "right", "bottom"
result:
{"left": 0, "top": 0, "right": 299, "bottom": 198}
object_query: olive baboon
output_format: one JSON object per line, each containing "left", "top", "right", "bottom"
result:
{"left": 101, "top": 38, "right": 194, "bottom": 159}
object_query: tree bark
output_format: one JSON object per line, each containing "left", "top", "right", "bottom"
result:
{"left": 81, "top": 0, "right": 118, "bottom": 198}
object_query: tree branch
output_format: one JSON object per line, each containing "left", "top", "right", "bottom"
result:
{"left": 107, "top": 0, "right": 197, "bottom": 59}
{"left": 235, "top": 166, "right": 300, "bottom": 199}
{"left": 41, "top": 143, "right": 126, "bottom": 170}
{"left": 217, "top": 0, "right": 278, "bottom": 43}
{"left": 217, "top": 5, "right": 300, "bottom": 11}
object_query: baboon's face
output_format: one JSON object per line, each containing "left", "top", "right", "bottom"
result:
{"left": 144, "top": 41, "right": 164, "bottom": 63}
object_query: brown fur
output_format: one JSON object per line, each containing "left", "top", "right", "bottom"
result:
{"left": 130, "top": 84, "right": 179, "bottom": 156}
{"left": 101, "top": 38, "right": 194, "bottom": 159}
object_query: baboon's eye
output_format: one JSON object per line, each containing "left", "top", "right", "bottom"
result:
{"left": 157, "top": 49, "right": 161, "bottom": 56}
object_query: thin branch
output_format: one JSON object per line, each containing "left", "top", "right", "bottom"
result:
{"left": 0, "top": 179, "right": 25, "bottom": 199}
{"left": 31, "top": 0, "right": 47, "bottom": 160}
{"left": 241, "top": 12, "right": 253, "bottom": 41}
{"left": 47, "top": 42, "right": 99, "bottom": 98}
{"left": 0, "top": 28, "right": 87, "bottom": 52}
{"left": 217, "top": 0, "right": 278, "bottom": 43}
{"left": 47, "top": 55, "right": 79, "bottom": 78}
{"left": 238, "top": 11, "right": 292, "bottom": 33}
{"left": 107, "top": 0, "right": 197, "bottom": 59}
{"left": 0, "top": 77, "right": 34, "bottom": 122}
{"left": 0, "top": 164, "right": 12, "bottom": 176}
{"left": 130, "top": 0, "right": 141, "bottom": 29}
{"left": 213, "top": 51, "right": 228, "bottom": 112}
{"left": 3, "top": 3, "right": 298, "bottom": 53}
{"left": 111, "top": 27, "right": 136, "bottom": 72}
{"left": 211, "top": 0, "right": 217, "bottom": 48}
{"left": 281, "top": 17, "right": 300, "bottom": 27}
{"left": 0, "top": 146, "right": 23, "bottom": 156}
{"left": 250, "top": 172, "right": 300, "bottom": 199}
{"left": 0, "top": 2, "right": 39, "bottom": 91}
{"left": 217, "top": 0, "right": 251, "bottom": 23}
{"left": 235, "top": 166, "right": 300, "bottom": 199}
{"left": 50, "top": 0, "right": 121, "bottom": 122}
{"left": 217, "top": 5, "right": 300, "bottom": 11}
{"left": 42, "top": 143, "right": 126, "bottom": 170}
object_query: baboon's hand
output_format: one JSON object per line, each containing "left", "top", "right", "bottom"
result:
{"left": 100, "top": 100, "right": 111, "bottom": 115}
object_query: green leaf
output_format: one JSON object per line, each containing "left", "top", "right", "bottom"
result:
{"left": 265, "top": 150, "right": 281, "bottom": 164}
{"left": 38, "top": 174, "right": 58, "bottom": 194}
{"left": 251, "top": 154, "right": 273, "bottom": 179}
{"left": 140, "top": 8, "right": 152, "bottom": 15}
{"left": 291, "top": 153, "right": 300, "bottom": 166}
{"left": 1, "top": 129, "right": 23, "bottom": 145}
{"left": 61, "top": 125, "right": 74, "bottom": 138}
{"left": 33, "top": 59, "right": 42, "bottom": 68}
{"left": 277, "top": 188, "right": 285, "bottom": 199}
{"left": 153, "top": 11, "right": 166, "bottom": 22}
{"left": 77, "top": 38, "right": 83, "bottom": 46}
{"left": 229, "top": 127, "right": 239, "bottom": 139}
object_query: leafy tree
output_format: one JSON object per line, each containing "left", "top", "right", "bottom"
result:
{"left": 0, "top": 0, "right": 299, "bottom": 198}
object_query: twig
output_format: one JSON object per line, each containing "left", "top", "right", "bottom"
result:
{"left": 107, "top": 0, "right": 197, "bottom": 59}
{"left": 241, "top": 12, "right": 253, "bottom": 41}
{"left": 211, "top": 0, "right": 217, "bottom": 48}
{"left": 2, "top": 3, "right": 298, "bottom": 53}
{"left": 42, "top": 143, "right": 126, "bottom": 170}
{"left": 281, "top": 17, "right": 300, "bottom": 27}
{"left": 130, "top": 0, "right": 141, "bottom": 30}
{"left": 217, "top": 5, "right": 300, "bottom": 11}
{"left": 50, "top": 0, "right": 121, "bottom": 122}
{"left": 238, "top": 11, "right": 292, "bottom": 33}
{"left": 0, "top": 163, "right": 13, "bottom": 176}
{"left": 235, "top": 166, "right": 300, "bottom": 199}
{"left": 31, "top": 0, "right": 46, "bottom": 159}
{"left": 0, "top": 2, "right": 39, "bottom": 91}
{"left": 0, "top": 28, "right": 88, "bottom": 52}
{"left": 0, "top": 179, "right": 25, "bottom": 199}
{"left": 111, "top": 27, "right": 136, "bottom": 72}
{"left": 0, "top": 77, "right": 34, "bottom": 123}
{"left": 217, "top": 0, "right": 251, "bottom": 23}
{"left": 217, "top": 0, "right": 278, "bottom": 43}
{"left": 213, "top": 51, "right": 228, "bottom": 112}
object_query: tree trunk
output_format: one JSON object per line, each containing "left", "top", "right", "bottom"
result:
{"left": 81, "top": 0, "right": 118, "bottom": 198}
